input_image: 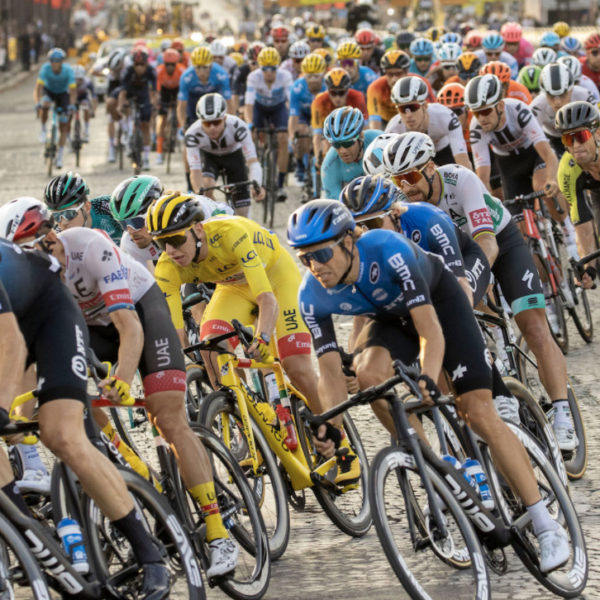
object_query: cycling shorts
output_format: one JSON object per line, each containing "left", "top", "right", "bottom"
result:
{"left": 298, "top": 109, "right": 311, "bottom": 126}
{"left": 252, "top": 101, "right": 288, "bottom": 132}
{"left": 463, "top": 242, "right": 491, "bottom": 306}
{"left": 158, "top": 87, "right": 179, "bottom": 115}
{"left": 572, "top": 188, "right": 600, "bottom": 226}
{"left": 126, "top": 90, "right": 152, "bottom": 122}
{"left": 489, "top": 153, "right": 501, "bottom": 191}
{"left": 354, "top": 268, "right": 492, "bottom": 396}
{"left": 108, "top": 79, "right": 120, "bottom": 95}
{"left": 433, "top": 144, "right": 454, "bottom": 167}
{"left": 42, "top": 89, "right": 70, "bottom": 123}
{"left": 492, "top": 220, "right": 545, "bottom": 315}
{"left": 88, "top": 284, "right": 186, "bottom": 396}
{"left": 200, "top": 250, "right": 312, "bottom": 360}
{"left": 200, "top": 148, "right": 250, "bottom": 208}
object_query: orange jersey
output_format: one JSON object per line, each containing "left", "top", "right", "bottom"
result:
{"left": 505, "top": 80, "right": 532, "bottom": 104}
{"left": 157, "top": 63, "right": 185, "bottom": 91}
{"left": 311, "top": 89, "right": 368, "bottom": 133}
{"left": 367, "top": 76, "right": 396, "bottom": 125}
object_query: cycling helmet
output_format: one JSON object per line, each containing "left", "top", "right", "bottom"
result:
{"left": 313, "top": 47, "right": 333, "bottom": 67}
{"left": 73, "top": 65, "right": 86, "bottom": 79}
{"left": 459, "top": 22, "right": 475, "bottom": 37}
{"left": 47, "top": 47, "right": 65, "bottom": 62}
{"left": 324, "top": 67, "right": 351, "bottom": 90}
{"left": 480, "top": 60, "right": 511, "bottom": 83}
{"left": 440, "top": 32, "right": 462, "bottom": 46}
{"left": 531, "top": 47, "right": 557, "bottom": 67}
{"left": 209, "top": 40, "right": 226, "bottom": 57}
{"left": 336, "top": 41, "right": 362, "bottom": 60}
{"left": 247, "top": 42, "right": 265, "bottom": 62}
{"left": 289, "top": 41, "right": 311, "bottom": 60}
{"left": 231, "top": 41, "right": 248, "bottom": 54}
{"left": 457, "top": 52, "right": 481, "bottom": 76}
{"left": 382, "top": 132, "right": 435, "bottom": 175}
{"left": 560, "top": 36, "right": 582, "bottom": 54}
{"left": 426, "top": 26, "right": 447, "bottom": 42}
{"left": 287, "top": 200, "right": 355, "bottom": 248}
{"left": 190, "top": 46, "right": 213, "bottom": 67}
{"left": 482, "top": 32, "right": 504, "bottom": 51}
{"left": 380, "top": 50, "right": 410, "bottom": 72}
{"left": 44, "top": 172, "right": 89, "bottom": 210}
{"left": 555, "top": 100, "right": 600, "bottom": 132}
{"left": 196, "top": 92, "right": 227, "bottom": 120}
{"left": 341, "top": 175, "right": 403, "bottom": 217}
{"left": 107, "top": 49, "right": 125, "bottom": 70}
{"left": 110, "top": 175, "right": 163, "bottom": 221}
{"left": 584, "top": 33, "right": 600, "bottom": 50}
{"left": 438, "top": 43, "right": 462, "bottom": 65}
{"left": 323, "top": 107, "right": 364, "bottom": 144}
{"left": 171, "top": 39, "right": 185, "bottom": 52}
{"left": 355, "top": 28, "right": 376, "bottom": 46}
{"left": 159, "top": 39, "right": 172, "bottom": 52}
{"left": 362, "top": 133, "right": 400, "bottom": 175}
{"left": 0, "top": 198, "right": 54, "bottom": 247}
{"left": 500, "top": 22, "right": 522, "bottom": 43}
{"left": 540, "top": 31, "right": 561, "bottom": 49}
{"left": 409, "top": 37, "right": 434, "bottom": 57}
{"left": 301, "top": 53, "right": 326, "bottom": 74}
{"left": 387, "top": 22, "right": 400, "bottom": 35}
{"left": 464, "top": 31, "right": 483, "bottom": 50}
{"left": 162, "top": 49, "right": 180, "bottom": 64}
{"left": 437, "top": 83, "right": 465, "bottom": 108}
{"left": 553, "top": 21, "right": 571, "bottom": 38}
{"left": 229, "top": 52, "right": 244, "bottom": 67}
{"left": 257, "top": 47, "right": 280, "bottom": 67}
{"left": 464, "top": 74, "right": 503, "bottom": 110}
{"left": 391, "top": 76, "right": 429, "bottom": 105}
{"left": 396, "top": 31, "right": 415, "bottom": 49}
{"left": 558, "top": 55, "right": 582, "bottom": 81}
{"left": 540, "top": 62, "right": 574, "bottom": 96}
{"left": 132, "top": 48, "right": 149, "bottom": 64}
{"left": 270, "top": 25, "right": 290, "bottom": 40}
{"left": 146, "top": 193, "right": 205, "bottom": 238}
{"left": 518, "top": 65, "right": 542, "bottom": 92}
{"left": 306, "top": 23, "right": 326, "bottom": 40}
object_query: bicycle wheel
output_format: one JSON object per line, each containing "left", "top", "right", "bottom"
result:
{"left": 185, "top": 363, "right": 212, "bottom": 423}
{"left": 481, "top": 425, "right": 587, "bottom": 598}
{"left": 73, "top": 118, "right": 81, "bottom": 167}
{"left": 292, "top": 397, "right": 372, "bottom": 537}
{"left": 131, "top": 123, "right": 143, "bottom": 175}
{"left": 0, "top": 512, "right": 52, "bottom": 600}
{"left": 199, "top": 390, "right": 289, "bottom": 561}
{"left": 117, "top": 126, "right": 124, "bottom": 171}
{"left": 46, "top": 123, "right": 57, "bottom": 177}
{"left": 566, "top": 265, "right": 593, "bottom": 343}
{"left": 370, "top": 445, "right": 490, "bottom": 600}
{"left": 268, "top": 134, "right": 277, "bottom": 229}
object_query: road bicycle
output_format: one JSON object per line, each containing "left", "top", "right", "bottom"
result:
{"left": 71, "top": 102, "right": 84, "bottom": 168}
{"left": 196, "top": 178, "right": 261, "bottom": 215}
{"left": 44, "top": 104, "right": 60, "bottom": 177}
{"left": 254, "top": 126, "right": 278, "bottom": 229}
{"left": 293, "top": 133, "right": 321, "bottom": 203}
{"left": 163, "top": 101, "right": 179, "bottom": 175}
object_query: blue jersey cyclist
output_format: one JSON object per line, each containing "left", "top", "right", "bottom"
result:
{"left": 335, "top": 40, "right": 377, "bottom": 97}
{"left": 287, "top": 199, "right": 570, "bottom": 575}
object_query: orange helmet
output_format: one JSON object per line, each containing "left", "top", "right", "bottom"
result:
{"left": 162, "top": 49, "right": 180, "bottom": 65}
{"left": 480, "top": 60, "right": 511, "bottom": 83}
{"left": 171, "top": 38, "right": 185, "bottom": 52}
{"left": 437, "top": 83, "right": 465, "bottom": 108}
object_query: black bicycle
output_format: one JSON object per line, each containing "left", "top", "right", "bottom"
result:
{"left": 163, "top": 101, "right": 179, "bottom": 175}
{"left": 71, "top": 102, "right": 84, "bottom": 168}
{"left": 254, "top": 126, "right": 278, "bottom": 229}
{"left": 196, "top": 178, "right": 261, "bottom": 215}
{"left": 125, "top": 99, "right": 144, "bottom": 175}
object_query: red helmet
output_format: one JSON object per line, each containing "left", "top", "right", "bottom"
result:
{"left": 500, "top": 22, "right": 522, "bottom": 43}
{"left": 355, "top": 29, "right": 376, "bottom": 47}
{"left": 132, "top": 48, "right": 149, "bottom": 64}
{"left": 480, "top": 60, "right": 512, "bottom": 83}
{"left": 0, "top": 198, "right": 54, "bottom": 247}
{"left": 464, "top": 31, "right": 483, "bottom": 49}
{"left": 248, "top": 42, "right": 265, "bottom": 62}
{"left": 163, "top": 49, "right": 179, "bottom": 64}
{"left": 171, "top": 38, "right": 185, "bottom": 52}
{"left": 584, "top": 33, "right": 600, "bottom": 50}
{"left": 271, "top": 25, "right": 290, "bottom": 40}
{"left": 133, "top": 39, "right": 147, "bottom": 48}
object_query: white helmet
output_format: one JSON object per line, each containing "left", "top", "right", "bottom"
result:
{"left": 73, "top": 64, "right": 86, "bottom": 79}
{"left": 160, "top": 39, "right": 171, "bottom": 52}
{"left": 288, "top": 40, "right": 311, "bottom": 60}
{"left": 108, "top": 48, "right": 125, "bottom": 70}
{"left": 382, "top": 132, "right": 435, "bottom": 176}
{"left": 531, "top": 47, "right": 557, "bottom": 68}
{"left": 362, "top": 133, "right": 401, "bottom": 176}
{"left": 540, "top": 62, "right": 574, "bottom": 96}
{"left": 391, "top": 76, "right": 429, "bottom": 105}
{"left": 437, "top": 42, "right": 462, "bottom": 65}
{"left": 209, "top": 40, "right": 226, "bottom": 57}
{"left": 558, "top": 55, "right": 582, "bottom": 82}
{"left": 464, "top": 74, "right": 503, "bottom": 110}
{"left": 196, "top": 92, "right": 227, "bottom": 120}
{"left": 0, "top": 197, "right": 52, "bottom": 248}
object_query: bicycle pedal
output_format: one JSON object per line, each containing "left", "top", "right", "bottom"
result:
{"left": 339, "top": 481, "right": 360, "bottom": 493}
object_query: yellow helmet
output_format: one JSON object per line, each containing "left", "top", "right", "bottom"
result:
{"left": 553, "top": 21, "right": 571, "bottom": 38}
{"left": 324, "top": 67, "right": 351, "bottom": 90}
{"left": 306, "top": 23, "right": 326, "bottom": 40}
{"left": 257, "top": 46, "right": 281, "bottom": 67}
{"left": 191, "top": 46, "right": 213, "bottom": 67}
{"left": 336, "top": 40, "right": 361, "bottom": 60}
{"left": 313, "top": 47, "right": 333, "bottom": 66}
{"left": 301, "top": 53, "right": 326, "bottom": 74}
{"left": 425, "top": 26, "right": 447, "bottom": 42}
{"left": 146, "top": 193, "right": 205, "bottom": 238}
{"left": 229, "top": 52, "right": 244, "bottom": 67}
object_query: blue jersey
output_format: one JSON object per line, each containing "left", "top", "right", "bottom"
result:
{"left": 178, "top": 63, "right": 231, "bottom": 124}
{"left": 290, "top": 77, "right": 325, "bottom": 120}
{"left": 350, "top": 66, "right": 377, "bottom": 97}
{"left": 37, "top": 62, "right": 76, "bottom": 94}
{"left": 409, "top": 59, "right": 430, "bottom": 77}
{"left": 90, "top": 196, "right": 123, "bottom": 245}
{"left": 322, "top": 129, "right": 382, "bottom": 199}
{"left": 299, "top": 229, "right": 444, "bottom": 356}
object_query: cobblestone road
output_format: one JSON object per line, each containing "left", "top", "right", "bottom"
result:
{"left": 1, "top": 73, "right": 598, "bottom": 599}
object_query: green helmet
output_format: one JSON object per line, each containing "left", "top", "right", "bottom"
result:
{"left": 110, "top": 175, "right": 163, "bottom": 221}
{"left": 517, "top": 65, "right": 542, "bottom": 93}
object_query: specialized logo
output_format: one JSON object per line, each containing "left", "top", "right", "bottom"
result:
{"left": 369, "top": 262, "right": 380, "bottom": 283}
{"left": 522, "top": 269, "right": 534, "bottom": 290}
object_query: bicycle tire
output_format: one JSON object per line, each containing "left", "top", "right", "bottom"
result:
{"left": 198, "top": 390, "right": 289, "bottom": 561}
{"left": 185, "top": 363, "right": 213, "bottom": 423}
{"left": 73, "top": 118, "right": 81, "bottom": 167}
{"left": 566, "top": 265, "right": 593, "bottom": 343}
{"left": 117, "top": 126, "right": 124, "bottom": 171}
{"left": 268, "top": 134, "right": 277, "bottom": 229}
{"left": 46, "top": 123, "right": 57, "bottom": 178}
{"left": 131, "top": 128, "right": 143, "bottom": 175}
{"left": 292, "top": 397, "right": 372, "bottom": 537}
{"left": 259, "top": 143, "right": 269, "bottom": 226}
{"left": 370, "top": 445, "right": 490, "bottom": 600}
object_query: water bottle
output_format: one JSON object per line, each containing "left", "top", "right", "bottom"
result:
{"left": 57, "top": 518, "right": 89, "bottom": 574}
{"left": 275, "top": 404, "right": 298, "bottom": 451}
{"left": 462, "top": 458, "right": 495, "bottom": 510}
{"left": 441, "top": 454, "right": 477, "bottom": 490}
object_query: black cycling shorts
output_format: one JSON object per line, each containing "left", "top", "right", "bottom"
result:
{"left": 462, "top": 241, "right": 491, "bottom": 306}
{"left": 88, "top": 284, "right": 186, "bottom": 397}
{"left": 125, "top": 91, "right": 152, "bottom": 122}
{"left": 489, "top": 153, "right": 501, "bottom": 191}
{"left": 354, "top": 269, "right": 492, "bottom": 396}
{"left": 158, "top": 88, "right": 178, "bottom": 115}
{"left": 200, "top": 148, "right": 250, "bottom": 208}
{"left": 573, "top": 187, "right": 600, "bottom": 226}
{"left": 433, "top": 144, "right": 454, "bottom": 167}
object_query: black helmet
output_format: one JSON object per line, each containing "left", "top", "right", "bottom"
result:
{"left": 395, "top": 31, "right": 415, "bottom": 49}
{"left": 44, "top": 172, "right": 89, "bottom": 210}
{"left": 340, "top": 175, "right": 403, "bottom": 218}
{"left": 555, "top": 101, "right": 600, "bottom": 132}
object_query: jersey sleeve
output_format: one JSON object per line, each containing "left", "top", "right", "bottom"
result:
{"left": 321, "top": 149, "right": 341, "bottom": 199}
{"left": 384, "top": 114, "right": 405, "bottom": 134}
{"left": 37, "top": 63, "right": 48, "bottom": 86}
{"left": 218, "top": 70, "right": 232, "bottom": 100}
{"left": 424, "top": 215, "right": 465, "bottom": 277}
{"left": 459, "top": 171, "right": 497, "bottom": 239}
{"left": 366, "top": 80, "right": 382, "bottom": 123}
{"left": 557, "top": 152, "right": 580, "bottom": 219}
{"left": 154, "top": 255, "right": 185, "bottom": 330}
{"left": 444, "top": 108, "right": 468, "bottom": 156}
{"left": 469, "top": 122, "right": 491, "bottom": 169}
{"left": 349, "top": 89, "right": 368, "bottom": 120}
{"left": 148, "top": 66, "right": 157, "bottom": 91}
{"left": 513, "top": 101, "right": 547, "bottom": 147}
{"left": 235, "top": 119, "right": 258, "bottom": 162}
{"left": 299, "top": 280, "right": 339, "bottom": 357}
{"left": 244, "top": 72, "right": 256, "bottom": 105}
{"left": 177, "top": 72, "right": 190, "bottom": 101}
{"left": 185, "top": 124, "right": 205, "bottom": 171}
{"left": 66, "top": 65, "right": 76, "bottom": 88}
{"left": 311, "top": 95, "right": 324, "bottom": 132}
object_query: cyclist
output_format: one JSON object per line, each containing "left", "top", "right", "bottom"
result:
{"left": 306, "top": 23, "right": 327, "bottom": 52}
{"left": 282, "top": 40, "right": 311, "bottom": 80}
{"left": 532, "top": 47, "right": 558, "bottom": 69}
{"left": 186, "top": 92, "right": 265, "bottom": 217}
{"left": 270, "top": 24, "right": 292, "bottom": 64}
{"left": 209, "top": 40, "right": 238, "bottom": 81}
{"left": 44, "top": 171, "right": 122, "bottom": 244}
{"left": 558, "top": 55, "right": 600, "bottom": 102}
{"left": 155, "top": 48, "right": 185, "bottom": 166}
{"left": 34, "top": 47, "right": 76, "bottom": 169}
{"left": 539, "top": 31, "right": 566, "bottom": 58}
{"left": 395, "top": 31, "right": 415, "bottom": 53}
{"left": 427, "top": 42, "right": 462, "bottom": 91}
{"left": 480, "top": 61, "right": 532, "bottom": 104}
{"left": 117, "top": 47, "right": 158, "bottom": 171}
{"left": 475, "top": 32, "right": 518, "bottom": 80}
{"left": 355, "top": 28, "right": 384, "bottom": 74}
{"left": 437, "top": 82, "right": 470, "bottom": 154}
{"left": 171, "top": 38, "right": 190, "bottom": 68}
{"left": 447, "top": 52, "right": 482, "bottom": 86}
{"left": 386, "top": 76, "right": 472, "bottom": 169}
{"left": 232, "top": 42, "right": 264, "bottom": 114}
{"left": 244, "top": 46, "right": 292, "bottom": 202}
{"left": 408, "top": 37, "right": 434, "bottom": 77}
{"left": 561, "top": 36, "right": 583, "bottom": 58}
{"left": 383, "top": 131, "right": 576, "bottom": 451}
{"left": 336, "top": 40, "right": 377, "bottom": 97}
{"left": 0, "top": 233, "right": 171, "bottom": 598}
{"left": 311, "top": 68, "right": 368, "bottom": 161}
{"left": 103, "top": 48, "right": 127, "bottom": 162}
{"left": 580, "top": 33, "right": 600, "bottom": 88}
{"left": 287, "top": 199, "right": 569, "bottom": 574}
{"left": 73, "top": 64, "right": 96, "bottom": 143}
{"left": 464, "top": 30, "right": 483, "bottom": 52}
{"left": 518, "top": 65, "right": 543, "bottom": 98}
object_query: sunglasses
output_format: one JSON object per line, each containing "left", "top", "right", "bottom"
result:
{"left": 165, "top": 62, "right": 177, "bottom": 67}
{"left": 297, "top": 237, "right": 344, "bottom": 266}
{"left": 459, "top": 70, "right": 477, "bottom": 80}
{"left": 561, "top": 129, "right": 594, "bottom": 147}
{"left": 359, "top": 44, "right": 374, "bottom": 50}
{"left": 121, "top": 216, "right": 146, "bottom": 231}
{"left": 485, "top": 51, "right": 502, "bottom": 58}
{"left": 52, "top": 205, "right": 83, "bottom": 224}
{"left": 262, "top": 66, "right": 277, "bottom": 72}
{"left": 356, "top": 211, "right": 391, "bottom": 230}
{"left": 415, "top": 56, "right": 431, "bottom": 62}
{"left": 398, "top": 103, "right": 422, "bottom": 114}
{"left": 331, "top": 138, "right": 358, "bottom": 149}
{"left": 451, "top": 106, "right": 465, "bottom": 116}
{"left": 589, "top": 49, "right": 600, "bottom": 56}
{"left": 293, "top": 58, "right": 303, "bottom": 63}
{"left": 273, "top": 38, "right": 288, "bottom": 43}
{"left": 472, "top": 104, "right": 498, "bottom": 117}
{"left": 195, "top": 65, "right": 210, "bottom": 70}
{"left": 155, "top": 230, "right": 190, "bottom": 251}
{"left": 329, "top": 89, "right": 348, "bottom": 97}
{"left": 202, "top": 119, "right": 224, "bottom": 128}
{"left": 392, "top": 165, "right": 427, "bottom": 186}
{"left": 134, "top": 61, "right": 147, "bottom": 66}
{"left": 308, "top": 38, "right": 323, "bottom": 43}
{"left": 339, "top": 59, "right": 356, "bottom": 68}
{"left": 22, "top": 218, "right": 56, "bottom": 249}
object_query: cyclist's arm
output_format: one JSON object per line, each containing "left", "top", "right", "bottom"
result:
{"left": 177, "top": 100, "right": 187, "bottom": 128}
{"left": 237, "top": 120, "right": 262, "bottom": 183}
{"left": 0, "top": 290, "right": 27, "bottom": 412}
{"left": 410, "top": 303, "right": 445, "bottom": 384}
{"left": 154, "top": 258, "right": 186, "bottom": 345}
{"left": 475, "top": 164, "right": 492, "bottom": 191}
{"left": 108, "top": 307, "right": 144, "bottom": 386}
{"left": 446, "top": 113, "right": 472, "bottom": 170}
{"left": 34, "top": 80, "right": 44, "bottom": 104}
{"left": 68, "top": 83, "right": 77, "bottom": 105}
{"left": 288, "top": 114, "right": 299, "bottom": 141}
{"left": 475, "top": 232, "right": 498, "bottom": 269}
{"left": 243, "top": 102, "right": 253, "bottom": 125}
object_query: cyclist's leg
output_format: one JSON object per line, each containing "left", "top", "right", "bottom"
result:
{"left": 197, "top": 149, "right": 219, "bottom": 197}
{"left": 272, "top": 102, "right": 289, "bottom": 192}
{"left": 138, "top": 98, "right": 152, "bottom": 168}
{"left": 156, "top": 90, "right": 168, "bottom": 162}
{"left": 218, "top": 149, "right": 251, "bottom": 217}
{"left": 572, "top": 188, "right": 599, "bottom": 264}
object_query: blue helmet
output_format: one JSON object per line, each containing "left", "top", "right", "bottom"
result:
{"left": 409, "top": 37, "right": 434, "bottom": 57}
{"left": 560, "top": 36, "right": 581, "bottom": 53}
{"left": 340, "top": 175, "right": 405, "bottom": 218}
{"left": 441, "top": 32, "right": 462, "bottom": 46}
{"left": 47, "top": 47, "right": 66, "bottom": 62}
{"left": 323, "top": 107, "right": 364, "bottom": 144}
{"left": 287, "top": 200, "right": 355, "bottom": 248}
{"left": 482, "top": 32, "right": 504, "bottom": 51}
{"left": 540, "top": 31, "right": 561, "bottom": 48}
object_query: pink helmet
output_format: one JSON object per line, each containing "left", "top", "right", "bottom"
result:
{"left": 500, "top": 22, "right": 522, "bottom": 43}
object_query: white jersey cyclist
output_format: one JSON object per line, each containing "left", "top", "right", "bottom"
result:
{"left": 469, "top": 98, "right": 548, "bottom": 169}
{"left": 245, "top": 67, "right": 292, "bottom": 107}
{"left": 474, "top": 49, "right": 519, "bottom": 79}
{"left": 576, "top": 75, "right": 600, "bottom": 102}
{"left": 58, "top": 227, "right": 154, "bottom": 326}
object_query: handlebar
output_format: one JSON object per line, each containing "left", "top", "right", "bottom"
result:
{"left": 504, "top": 190, "right": 564, "bottom": 215}
{"left": 196, "top": 180, "right": 261, "bottom": 196}
{"left": 570, "top": 249, "right": 600, "bottom": 290}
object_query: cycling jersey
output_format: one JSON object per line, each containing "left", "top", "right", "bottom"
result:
{"left": 232, "top": 63, "right": 252, "bottom": 101}
{"left": 120, "top": 233, "right": 161, "bottom": 266}
{"left": 474, "top": 49, "right": 518, "bottom": 79}
{"left": 245, "top": 68, "right": 292, "bottom": 107}
{"left": 579, "top": 57, "right": 600, "bottom": 87}
{"left": 558, "top": 151, "right": 600, "bottom": 225}
{"left": 350, "top": 65, "right": 377, "bottom": 97}
{"left": 75, "top": 77, "right": 95, "bottom": 102}
{"left": 37, "top": 62, "right": 76, "bottom": 94}
{"left": 409, "top": 59, "right": 431, "bottom": 77}
{"left": 321, "top": 129, "right": 382, "bottom": 199}
{"left": 178, "top": 63, "right": 231, "bottom": 125}
{"left": 156, "top": 63, "right": 184, "bottom": 91}
{"left": 576, "top": 74, "right": 600, "bottom": 101}
{"left": 505, "top": 80, "right": 533, "bottom": 104}
{"left": 290, "top": 77, "right": 326, "bottom": 123}
{"left": 510, "top": 38, "right": 534, "bottom": 68}
{"left": 90, "top": 196, "right": 123, "bottom": 245}
{"left": 311, "top": 89, "right": 368, "bottom": 135}
{"left": 281, "top": 58, "right": 302, "bottom": 80}
{"left": 120, "top": 64, "right": 157, "bottom": 93}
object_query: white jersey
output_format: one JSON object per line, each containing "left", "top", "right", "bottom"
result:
{"left": 220, "top": 55, "right": 238, "bottom": 79}
{"left": 577, "top": 74, "right": 600, "bottom": 102}
{"left": 281, "top": 58, "right": 301, "bottom": 80}
{"left": 59, "top": 227, "right": 154, "bottom": 327}
{"left": 245, "top": 67, "right": 292, "bottom": 107}
{"left": 530, "top": 85, "right": 597, "bottom": 139}
{"left": 469, "top": 98, "right": 548, "bottom": 168}
{"left": 435, "top": 164, "right": 512, "bottom": 237}
{"left": 120, "top": 234, "right": 161, "bottom": 267}
{"left": 475, "top": 49, "right": 519, "bottom": 79}
{"left": 385, "top": 103, "right": 467, "bottom": 157}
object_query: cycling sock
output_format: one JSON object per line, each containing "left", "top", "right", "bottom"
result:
{"left": 157, "top": 136, "right": 164, "bottom": 154}
{"left": 1, "top": 482, "right": 29, "bottom": 515}
{"left": 143, "top": 145, "right": 150, "bottom": 159}
{"left": 57, "top": 146, "right": 64, "bottom": 159}
{"left": 527, "top": 498, "right": 558, "bottom": 536}
{"left": 113, "top": 508, "right": 164, "bottom": 564}
{"left": 101, "top": 422, "right": 151, "bottom": 481}
{"left": 277, "top": 172, "right": 285, "bottom": 188}
{"left": 189, "top": 482, "right": 228, "bottom": 542}
{"left": 109, "top": 136, "right": 115, "bottom": 148}
{"left": 17, "top": 443, "right": 48, "bottom": 474}
{"left": 552, "top": 400, "right": 572, "bottom": 426}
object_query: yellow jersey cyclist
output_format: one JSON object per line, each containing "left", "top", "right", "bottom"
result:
{"left": 146, "top": 194, "right": 360, "bottom": 485}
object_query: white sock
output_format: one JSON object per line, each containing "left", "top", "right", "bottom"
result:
{"left": 143, "top": 145, "right": 150, "bottom": 159}
{"left": 553, "top": 400, "right": 572, "bottom": 427}
{"left": 109, "top": 136, "right": 115, "bottom": 147}
{"left": 18, "top": 444, "right": 48, "bottom": 475}
{"left": 527, "top": 498, "right": 557, "bottom": 536}
{"left": 57, "top": 146, "right": 64, "bottom": 159}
